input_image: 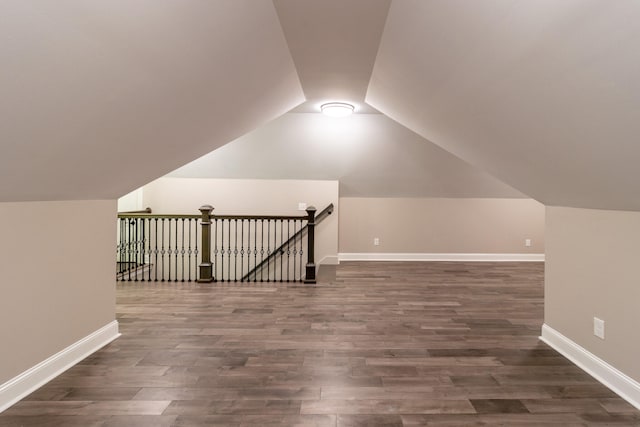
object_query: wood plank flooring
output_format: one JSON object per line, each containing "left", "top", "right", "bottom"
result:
{"left": 2, "top": 261, "right": 639, "bottom": 426}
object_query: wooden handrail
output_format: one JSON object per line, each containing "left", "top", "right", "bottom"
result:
{"left": 118, "top": 207, "right": 152, "bottom": 214}
{"left": 242, "top": 203, "right": 334, "bottom": 282}
{"left": 315, "top": 203, "right": 334, "bottom": 223}
{"left": 118, "top": 211, "right": 306, "bottom": 221}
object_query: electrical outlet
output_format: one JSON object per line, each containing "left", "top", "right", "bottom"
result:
{"left": 594, "top": 317, "right": 605, "bottom": 339}
{"left": 525, "top": 239, "right": 532, "bottom": 247}
{"left": 298, "top": 202, "right": 307, "bottom": 211}
{"left": 373, "top": 237, "right": 380, "bottom": 246}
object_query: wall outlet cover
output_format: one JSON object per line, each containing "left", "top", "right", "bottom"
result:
{"left": 594, "top": 317, "right": 605, "bottom": 340}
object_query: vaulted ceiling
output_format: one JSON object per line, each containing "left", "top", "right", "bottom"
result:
{"left": 0, "top": 1, "right": 303, "bottom": 201}
{"left": 2, "top": 1, "right": 639, "bottom": 210}
{"left": 170, "top": 113, "right": 524, "bottom": 198}
{"left": 368, "top": 1, "right": 640, "bottom": 211}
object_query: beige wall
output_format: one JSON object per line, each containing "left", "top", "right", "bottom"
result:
{"left": 545, "top": 206, "right": 640, "bottom": 381}
{"left": 171, "top": 113, "right": 524, "bottom": 199}
{"left": 0, "top": 200, "right": 116, "bottom": 383}
{"left": 141, "top": 178, "right": 339, "bottom": 264}
{"left": 339, "top": 198, "right": 545, "bottom": 253}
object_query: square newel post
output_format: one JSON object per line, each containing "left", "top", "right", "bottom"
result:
{"left": 198, "top": 205, "right": 214, "bottom": 283}
{"left": 304, "top": 206, "right": 317, "bottom": 284}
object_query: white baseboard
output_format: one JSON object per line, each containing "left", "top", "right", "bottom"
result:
{"left": 540, "top": 323, "right": 640, "bottom": 411}
{"left": 319, "top": 255, "right": 339, "bottom": 265}
{"left": 0, "top": 320, "right": 120, "bottom": 413}
{"left": 338, "top": 253, "right": 545, "bottom": 262}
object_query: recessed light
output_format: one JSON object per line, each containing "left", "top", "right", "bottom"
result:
{"left": 320, "top": 102, "right": 354, "bottom": 117}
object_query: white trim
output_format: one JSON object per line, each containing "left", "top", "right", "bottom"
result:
{"left": 540, "top": 323, "right": 640, "bottom": 411}
{"left": 0, "top": 320, "right": 120, "bottom": 413}
{"left": 319, "top": 255, "right": 339, "bottom": 265}
{"left": 338, "top": 253, "right": 545, "bottom": 262}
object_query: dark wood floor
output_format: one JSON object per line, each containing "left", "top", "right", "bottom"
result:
{"left": 2, "top": 261, "right": 639, "bottom": 426}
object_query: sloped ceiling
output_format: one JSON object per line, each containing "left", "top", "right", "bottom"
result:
{"left": 368, "top": 0, "right": 640, "bottom": 211}
{"left": 4, "top": 0, "right": 638, "bottom": 210}
{"left": 273, "top": 0, "right": 390, "bottom": 113}
{"left": 0, "top": 0, "right": 303, "bottom": 202}
{"left": 169, "top": 113, "right": 524, "bottom": 198}
{"left": 169, "top": 0, "right": 522, "bottom": 200}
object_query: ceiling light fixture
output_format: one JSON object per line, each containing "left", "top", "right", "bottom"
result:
{"left": 320, "top": 102, "right": 354, "bottom": 117}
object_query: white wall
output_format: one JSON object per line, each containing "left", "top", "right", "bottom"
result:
{"left": 0, "top": 200, "right": 116, "bottom": 384}
{"left": 117, "top": 188, "right": 143, "bottom": 212}
{"left": 141, "top": 177, "right": 339, "bottom": 265}
{"left": 339, "top": 197, "right": 545, "bottom": 255}
{"left": 545, "top": 206, "right": 640, "bottom": 382}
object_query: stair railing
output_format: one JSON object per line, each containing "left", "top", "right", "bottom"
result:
{"left": 242, "top": 203, "right": 334, "bottom": 283}
{"left": 116, "top": 204, "right": 333, "bottom": 284}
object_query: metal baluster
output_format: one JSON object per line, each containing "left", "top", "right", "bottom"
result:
{"left": 133, "top": 218, "right": 137, "bottom": 281}
{"left": 194, "top": 220, "right": 199, "bottom": 281}
{"left": 271, "top": 219, "right": 276, "bottom": 282}
{"left": 293, "top": 219, "right": 297, "bottom": 282}
{"left": 181, "top": 218, "right": 185, "bottom": 282}
{"left": 117, "top": 219, "right": 122, "bottom": 280}
{"left": 125, "top": 219, "right": 129, "bottom": 281}
{"left": 174, "top": 218, "right": 178, "bottom": 282}
{"left": 259, "top": 219, "right": 264, "bottom": 282}
{"left": 173, "top": 218, "right": 177, "bottom": 281}
{"left": 169, "top": 219, "right": 174, "bottom": 281}
{"left": 161, "top": 218, "right": 166, "bottom": 281}
{"left": 169, "top": 218, "right": 173, "bottom": 282}
{"left": 140, "top": 218, "right": 144, "bottom": 281}
{"left": 287, "top": 220, "right": 291, "bottom": 282}
{"left": 130, "top": 218, "right": 134, "bottom": 281}
{"left": 147, "top": 218, "right": 152, "bottom": 282}
{"left": 116, "top": 219, "right": 119, "bottom": 278}
{"left": 295, "top": 219, "right": 299, "bottom": 282}
{"left": 127, "top": 219, "right": 132, "bottom": 281}
{"left": 116, "top": 219, "right": 120, "bottom": 279}
{"left": 254, "top": 220, "right": 258, "bottom": 282}
{"left": 188, "top": 219, "right": 192, "bottom": 282}
{"left": 214, "top": 218, "right": 218, "bottom": 282}
{"left": 280, "top": 219, "right": 284, "bottom": 282}
{"left": 141, "top": 218, "right": 145, "bottom": 281}
{"left": 266, "top": 220, "right": 271, "bottom": 281}
{"left": 174, "top": 218, "right": 179, "bottom": 282}
{"left": 137, "top": 218, "right": 142, "bottom": 281}
{"left": 228, "top": 219, "right": 231, "bottom": 282}
{"left": 137, "top": 218, "right": 141, "bottom": 280}
{"left": 133, "top": 218, "right": 138, "bottom": 282}
{"left": 141, "top": 218, "right": 145, "bottom": 280}
{"left": 154, "top": 218, "right": 159, "bottom": 282}
{"left": 220, "top": 218, "right": 225, "bottom": 281}
{"left": 234, "top": 219, "right": 238, "bottom": 282}
{"left": 250, "top": 219, "right": 255, "bottom": 282}
{"left": 240, "top": 219, "right": 245, "bottom": 281}
{"left": 118, "top": 219, "right": 123, "bottom": 280}
{"left": 139, "top": 218, "right": 144, "bottom": 280}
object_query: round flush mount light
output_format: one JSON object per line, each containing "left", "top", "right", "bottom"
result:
{"left": 320, "top": 102, "right": 355, "bottom": 117}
